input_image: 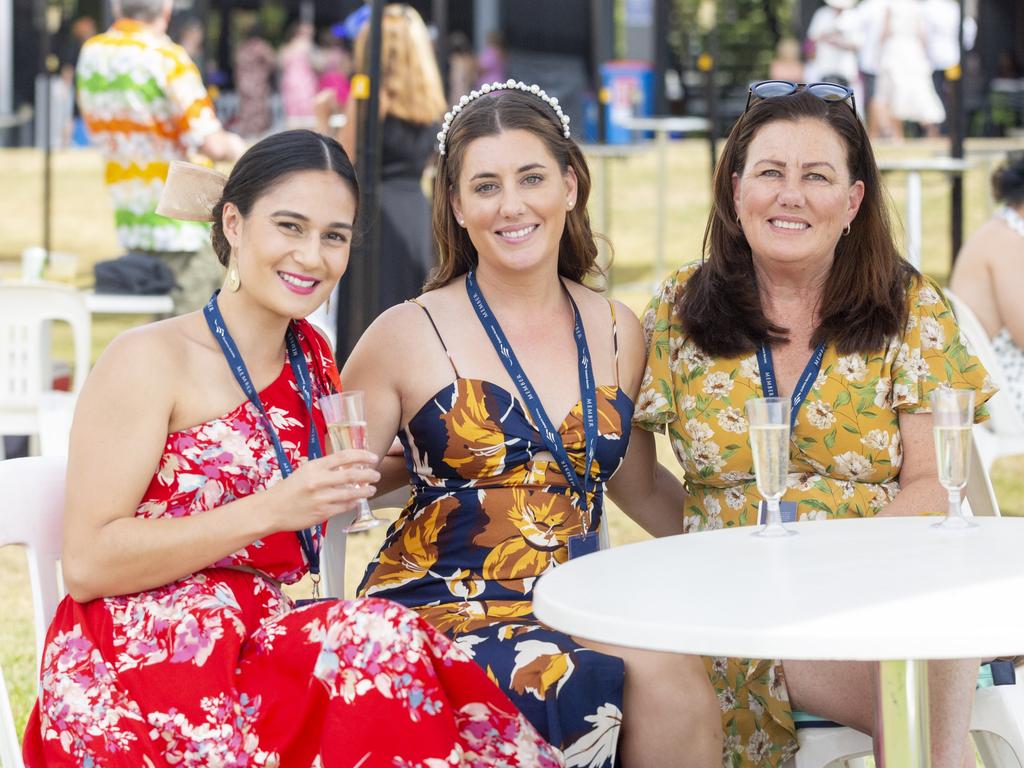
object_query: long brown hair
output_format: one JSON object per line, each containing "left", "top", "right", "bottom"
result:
{"left": 425, "top": 88, "right": 600, "bottom": 290}
{"left": 679, "top": 91, "right": 916, "bottom": 357}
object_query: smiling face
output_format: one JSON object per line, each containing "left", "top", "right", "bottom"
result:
{"left": 450, "top": 128, "right": 577, "bottom": 276}
{"left": 733, "top": 117, "right": 864, "bottom": 273}
{"left": 221, "top": 169, "right": 356, "bottom": 319}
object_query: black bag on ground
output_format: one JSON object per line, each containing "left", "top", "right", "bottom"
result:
{"left": 93, "top": 252, "right": 177, "bottom": 295}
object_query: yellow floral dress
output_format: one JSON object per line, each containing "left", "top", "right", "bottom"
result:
{"left": 636, "top": 261, "right": 996, "bottom": 767}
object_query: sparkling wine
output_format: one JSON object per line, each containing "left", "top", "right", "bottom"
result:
{"left": 327, "top": 421, "right": 367, "bottom": 452}
{"left": 934, "top": 425, "right": 971, "bottom": 489}
{"left": 749, "top": 423, "right": 789, "bottom": 499}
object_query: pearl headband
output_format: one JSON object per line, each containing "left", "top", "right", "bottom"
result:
{"left": 437, "top": 79, "right": 571, "bottom": 156}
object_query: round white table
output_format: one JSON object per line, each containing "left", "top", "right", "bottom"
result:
{"left": 534, "top": 516, "right": 1024, "bottom": 766}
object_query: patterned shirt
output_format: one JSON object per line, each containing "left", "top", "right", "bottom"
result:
{"left": 76, "top": 20, "right": 222, "bottom": 253}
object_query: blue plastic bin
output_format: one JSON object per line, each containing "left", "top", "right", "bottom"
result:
{"left": 600, "top": 61, "right": 654, "bottom": 144}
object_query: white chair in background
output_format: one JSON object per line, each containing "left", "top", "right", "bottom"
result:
{"left": 945, "top": 289, "right": 1024, "bottom": 470}
{"left": 0, "top": 282, "right": 90, "bottom": 460}
{"left": 792, "top": 438, "right": 1024, "bottom": 768}
{"left": 0, "top": 456, "right": 67, "bottom": 768}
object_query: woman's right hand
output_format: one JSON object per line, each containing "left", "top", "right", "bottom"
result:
{"left": 262, "top": 449, "right": 380, "bottom": 533}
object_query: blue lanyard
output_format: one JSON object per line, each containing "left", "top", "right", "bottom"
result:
{"left": 757, "top": 342, "right": 827, "bottom": 431}
{"left": 203, "top": 292, "right": 324, "bottom": 578}
{"left": 465, "top": 271, "right": 600, "bottom": 533}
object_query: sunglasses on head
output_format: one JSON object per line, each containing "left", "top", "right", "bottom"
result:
{"left": 744, "top": 80, "right": 856, "bottom": 114}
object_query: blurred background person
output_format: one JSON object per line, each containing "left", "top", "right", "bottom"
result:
{"left": 768, "top": 37, "right": 805, "bottom": 82}
{"left": 476, "top": 30, "right": 506, "bottom": 86}
{"left": 446, "top": 31, "right": 478, "bottom": 106}
{"left": 925, "top": 0, "right": 977, "bottom": 134}
{"left": 951, "top": 152, "right": 1024, "bottom": 421}
{"left": 318, "top": 31, "right": 352, "bottom": 111}
{"left": 874, "top": 0, "right": 945, "bottom": 138}
{"left": 805, "top": 0, "right": 863, "bottom": 111}
{"left": 232, "top": 21, "right": 276, "bottom": 138}
{"left": 76, "top": 0, "right": 245, "bottom": 314}
{"left": 853, "top": 0, "right": 890, "bottom": 136}
{"left": 279, "top": 20, "right": 320, "bottom": 128}
{"left": 56, "top": 14, "right": 97, "bottom": 147}
{"left": 168, "top": 12, "right": 206, "bottom": 78}
{"left": 334, "top": 3, "right": 446, "bottom": 360}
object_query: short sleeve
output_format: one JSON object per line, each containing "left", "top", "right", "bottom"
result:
{"left": 889, "top": 276, "right": 997, "bottom": 421}
{"left": 634, "top": 270, "right": 689, "bottom": 432}
{"left": 164, "top": 45, "right": 222, "bottom": 151}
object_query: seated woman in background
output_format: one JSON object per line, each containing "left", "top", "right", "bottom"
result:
{"left": 343, "top": 84, "right": 722, "bottom": 767}
{"left": 950, "top": 151, "right": 1024, "bottom": 421}
{"left": 21, "top": 129, "right": 561, "bottom": 767}
{"left": 636, "top": 82, "right": 995, "bottom": 767}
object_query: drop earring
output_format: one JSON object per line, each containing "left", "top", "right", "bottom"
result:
{"left": 226, "top": 258, "right": 241, "bottom": 292}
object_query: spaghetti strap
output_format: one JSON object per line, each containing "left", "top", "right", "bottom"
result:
{"left": 607, "top": 299, "right": 620, "bottom": 388}
{"left": 407, "top": 299, "right": 460, "bottom": 377}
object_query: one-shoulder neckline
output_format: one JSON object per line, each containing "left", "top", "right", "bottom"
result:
{"left": 404, "top": 377, "right": 634, "bottom": 435}
{"left": 166, "top": 358, "right": 292, "bottom": 439}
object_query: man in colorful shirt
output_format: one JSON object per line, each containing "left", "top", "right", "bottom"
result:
{"left": 77, "top": 0, "right": 244, "bottom": 313}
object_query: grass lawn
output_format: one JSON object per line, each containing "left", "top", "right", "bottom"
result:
{"left": 2, "top": 136, "right": 1024, "bottom": 745}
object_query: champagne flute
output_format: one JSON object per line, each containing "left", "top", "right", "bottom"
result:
{"left": 318, "top": 390, "right": 385, "bottom": 533}
{"left": 930, "top": 388, "right": 976, "bottom": 530}
{"left": 746, "top": 397, "right": 796, "bottom": 538}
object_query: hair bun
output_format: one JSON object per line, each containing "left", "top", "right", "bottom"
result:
{"left": 993, "top": 151, "right": 1024, "bottom": 205}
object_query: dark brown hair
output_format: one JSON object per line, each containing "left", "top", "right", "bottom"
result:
{"left": 679, "top": 91, "right": 916, "bottom": 357}
{"left": 992, "top": 150, "right": 1024, "bottom": 206}
{"left": 210, "top": 129, "right": 359, "bottom": 266}
{"left": 425, "top": 88, "right": 601, "bottom": 290}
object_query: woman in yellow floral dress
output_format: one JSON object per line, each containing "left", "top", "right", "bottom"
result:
{"left": 343, "top": 85, "right": 722, "bottom": 766}
{"left": 636, "top": 82, "right": 996, "bottom": 768}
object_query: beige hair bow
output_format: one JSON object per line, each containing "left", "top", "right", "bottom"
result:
{"left": 155, "top": 161, "right": 229, "bottom": 222}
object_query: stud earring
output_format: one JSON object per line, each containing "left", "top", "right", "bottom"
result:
{"left": 225, "top": 259, "right": 241, "bottom": 292}
{"left": 567, "top": 198, "right": 574, "bottom": 210}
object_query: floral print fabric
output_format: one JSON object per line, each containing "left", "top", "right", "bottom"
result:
{"left": 22, "top": 320, "right": 562, "bottom": 768}
{"left": 358, "top": 378, "right": 634, "bottom": 766}
{"left": 636, "top": 262, "right": 996, "bottom": 767}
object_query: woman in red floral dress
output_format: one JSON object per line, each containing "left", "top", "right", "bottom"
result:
{"left": 21, "top": 129, "right": 562, "bottom": 768}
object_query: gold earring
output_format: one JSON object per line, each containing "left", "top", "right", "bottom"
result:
{"left": 226, "top": 260, "right": 241, "bottom": 292}
{"left": 843, "top": 223, "right": 852, "bottom": 236}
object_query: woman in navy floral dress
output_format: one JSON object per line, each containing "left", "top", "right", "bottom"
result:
{"left": 345, "top": 85, "right": 723, "bottom": 767}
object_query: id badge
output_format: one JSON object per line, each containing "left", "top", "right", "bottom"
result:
{"left": 758, "top": 500, "right": 798, "bottom": 525}
{"left": 568, "top": 531, "right": 600, "bottom": 559}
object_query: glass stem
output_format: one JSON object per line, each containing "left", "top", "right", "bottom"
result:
{"left": 947, "top": 488, "right": 962, "bottom": 520}
{"left": 768, "top": 497, "right": 782, "bottom": 528}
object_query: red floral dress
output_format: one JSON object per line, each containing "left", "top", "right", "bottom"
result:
{"left": 22, "top": 320, "right": 562, "bottom": 768}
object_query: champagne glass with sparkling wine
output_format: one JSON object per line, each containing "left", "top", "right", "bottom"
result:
{"left": 746, "top": 397, "right": 796, "bottom": 538}
{"left": 318, "top": 391, "right": 385, "bottom": 533}
{"left": 930, "top": 388, "right": 976, "bottom": 530}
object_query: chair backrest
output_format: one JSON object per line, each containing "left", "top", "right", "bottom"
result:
{"left": 0, "top": 456, "right": 67, "bottom": 668}
{"left": 965, "top": 431, "right": 1001, "bottom": 518}
{"left": 0, "top": 282, "right": 91, "bottom": 439}
{"left": 0, "top": 456, "right": 66, "bottom": 768}
{"left": 945, "top": 289, "right": 1024, "bottom": 436}
{"left": 321, "top": 486, "right": 410, "bottom": 598}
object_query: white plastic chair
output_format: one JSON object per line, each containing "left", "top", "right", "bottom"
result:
{"left": 321, "top": 486, "right": 409, "bottom": 598}
{"left": 793, "top": 438, "right": 1024, "bottom": 768}
{"left": 0, "top": 455, "right": 67, "bottom": 768}
{"left": 945, "top": 289, "right": 1024, "bottom": 470}
{"left": 0, "top": 282, "right": 90, "bottom": 459}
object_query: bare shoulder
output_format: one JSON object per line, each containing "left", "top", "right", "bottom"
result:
{"left": 91, "top": 315, "right": 185, "bottom": 387}
{"left": 610, "top": 299, "right": 647, "bottom": 394}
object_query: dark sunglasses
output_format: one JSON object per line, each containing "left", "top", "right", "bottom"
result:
{"left": 744, "top": 80, "right": 856, "bottom": 114}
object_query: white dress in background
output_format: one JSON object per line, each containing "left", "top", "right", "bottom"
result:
{"left": 875, "top": 0, "right": 945, "bottom": 124}
{"left": 990, "top": 206, "right": 1024, "bottom": 423}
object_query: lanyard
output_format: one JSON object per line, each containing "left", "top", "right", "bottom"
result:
{"left": 757, "top": 341, "right": 826, "bottom": 431}
{"left": 465, "top": 271, "right": 600, "bottom": 533}
{"left": 203, "top": 292, "right": 325, "bottom": 581}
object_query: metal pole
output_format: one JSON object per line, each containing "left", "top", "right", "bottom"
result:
{"left": 432, "top": 0, "right": 448, "bottom": 83}
{"left": 38, "top": 0, "right": 53, "bottom": 259}
{"left": 345, "top": 0, "right": 384, "bottom": 361}
{"left": 949, "top": 0, "right": 966, "bottom": 265}
{"left": 875, "top": 659, "right": 931, "bottom": 767}
{"left": 1, "top": 0, "right": 12, "bottom": 128}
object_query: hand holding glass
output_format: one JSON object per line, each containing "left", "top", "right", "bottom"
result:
{"left": 318, "top": 391, "right": 385, "bottom": 533}
{"left": 746, "top": 397, "right": 796, "bottom": 537}
{"left": 930, "top": 388, "right": 976, "bottom": 530}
